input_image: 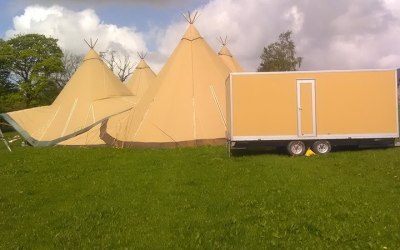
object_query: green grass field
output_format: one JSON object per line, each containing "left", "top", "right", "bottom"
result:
{"left": 0, "top": 134, "right": 400, "bottom": 249}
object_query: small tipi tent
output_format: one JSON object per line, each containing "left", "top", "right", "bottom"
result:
{"left": 126, "top": 52, "right": 157, "bottom": 101}
{"left": 101, "top": 12, "right": 230, "bottom": 147}
{"left": 1, "top": 41, "right": 137, "bottom": 146}
{"left": 217, "top": 36, "right": 243, "bottom": 72}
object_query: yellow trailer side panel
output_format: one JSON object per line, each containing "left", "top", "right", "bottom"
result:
{"left": 230, "top": 70, "right": 398, "bottom": 139}
{"left": 231, "top": 74, "right": 298, "bottom": 136}
{"left": 315, "top": 71, "right": 397, "bottom": 135}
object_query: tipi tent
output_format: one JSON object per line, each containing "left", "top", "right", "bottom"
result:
{"left": 1, "top": 44, "right": 137, "bottom": 146}
{"left": 101, "top": 13, "right": 230, "bottom": 147}
{"left": 60, "top": 52, "right": 156, "bottom": 146}
{"left": 218, "top": 36, "right": 243, "bottom": 72}
{"left": 126, "top": 53, "right": 157, "bottom": 101}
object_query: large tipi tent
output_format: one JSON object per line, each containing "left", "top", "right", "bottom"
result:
{"left": 60, "top": 52, "right": 157, "bottom": 146}
{"left": 218, "top": 36, "right": 244, "bottom": 72}
{"left": 126, "top": 53, "right": 157, "bottom": 101}
{"left": 1, "top": 43, "right": 137, "bottom": 146}
{"left": 101, "top": 13, "right": 231, "bottom": 147}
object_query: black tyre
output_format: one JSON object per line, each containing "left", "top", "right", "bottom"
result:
{"left": 287, "top": 141, "right": 306, "bottom": 156}
{"left": 312, "top": 140, "right": 331, "bottom": 154}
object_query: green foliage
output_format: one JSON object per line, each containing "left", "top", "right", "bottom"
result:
{"left": 0, "top": 39, "right": 21, "bottom": 114}
{"left": 258, "top": 30, "right": 303, "bottom": 72}
{"left": 0, "top": 139, "right": 399, "bottom": 249}
{"left": 0, "top": 39, "right": 16, "bottom": 96}
{"left": 0, "top": 93, "right": 24, "bottom": 113}
{"left": 1, "top": 34, "right": 64, "bottom": 108}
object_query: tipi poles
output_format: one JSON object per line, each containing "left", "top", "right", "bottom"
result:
{"left": 0, "top": 127, "right": 11, "bottom": 152}
{"left": 84, "top": 38, "right": 98, "bottom": 49}
{"left": 182, "top": 11, "right": 199, "bottom": 24}
{"left": 137, "top": 52, "right": 147, "bottom": 60}
{"left": 218, "top": 36, "right": 228, "bottom": 46}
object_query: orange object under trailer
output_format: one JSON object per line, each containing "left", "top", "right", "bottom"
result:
{"left": 226, "top": 69, "right": 399, "bottom": 155}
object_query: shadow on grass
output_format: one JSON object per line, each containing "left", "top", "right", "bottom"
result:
{"left": 332, "top": 145, "right": 395, "bottom": 152}
{"left": 230, "top": 146, "right": 288, "bottom": 157}
{"left": 231, "top": 144, "right": 396, "bottom": 157}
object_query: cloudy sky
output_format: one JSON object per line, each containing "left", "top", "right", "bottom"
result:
{"left": 0, "top": 0, "right": 399, "bottom": 72}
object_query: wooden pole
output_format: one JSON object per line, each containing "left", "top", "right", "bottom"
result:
{"left": 0, "top": 128, "right": 11, "bottom": 152}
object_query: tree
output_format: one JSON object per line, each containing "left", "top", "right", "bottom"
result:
{"left": 258, "top": 30, "right": 302, "bottom": 72}
{"left": 0, "top": 39, "right": 21, "bottom": 114}
{"left": 3, "top": 34, "right": 64, "bottom": 107}
{"left": 54, "top": 50, "right": 83, "bottom": 89}
{"left": 100, "top": 50, "right": 134, "bottom": 82}
{"left": 0, "top": 39, "right": 16, "bottom": 95}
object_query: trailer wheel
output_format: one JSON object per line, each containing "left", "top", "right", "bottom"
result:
{"left": 312, "top": 140, "right": 331, "bottom": 154}
{"left": 287, "top": 141, "right": 306, "bottom": 156}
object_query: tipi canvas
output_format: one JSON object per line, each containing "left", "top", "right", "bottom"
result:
{"left": 218, "top": 36, "right": 243, "bottom": 72}
{"left": 126, "top": 53, "right": 157, "bottom": 101}
{"left": 102, "top": 13, "right": 230, "bottom": 147}
{"left": 1, "top": 46, "right": 137, "bottom": 146}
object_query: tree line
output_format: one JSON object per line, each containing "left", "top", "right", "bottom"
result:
{"left": 0, "top": 31, "right": 301, "bottom": 113}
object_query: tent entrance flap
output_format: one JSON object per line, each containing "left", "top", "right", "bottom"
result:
{"left": 297, "top": 79, "right": 316, "bottom": 137}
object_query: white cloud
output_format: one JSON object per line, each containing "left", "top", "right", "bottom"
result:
{"left": 285, "top": 6, "right": 304, "bottom": 34}
{"left": 6, "top": 0, "right": 400, "bottom": 74}
{"left": 296, "top": 0, "right": 400, "bottom": 70}
{"left": 152, "top": 0, "right": 302, "bottom": 71}
{"left": 14, "top": 0, "right": 195, "bottom": 7}
{"left": 151, "top": 0, "right": 276, "bottom": 71}
{"left": 155, "top": 0, "right": 400, "bottom": 71}
{"left": 6, "top": 5, "right": 147, "bottom": 62}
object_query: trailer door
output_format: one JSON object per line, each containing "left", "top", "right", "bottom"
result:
{"left": 297, "top": 80, "right": 316, "bottom": 137}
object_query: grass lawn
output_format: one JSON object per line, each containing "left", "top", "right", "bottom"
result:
{"left": 0, "top": 134, "right": 400, "bottom": 249}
